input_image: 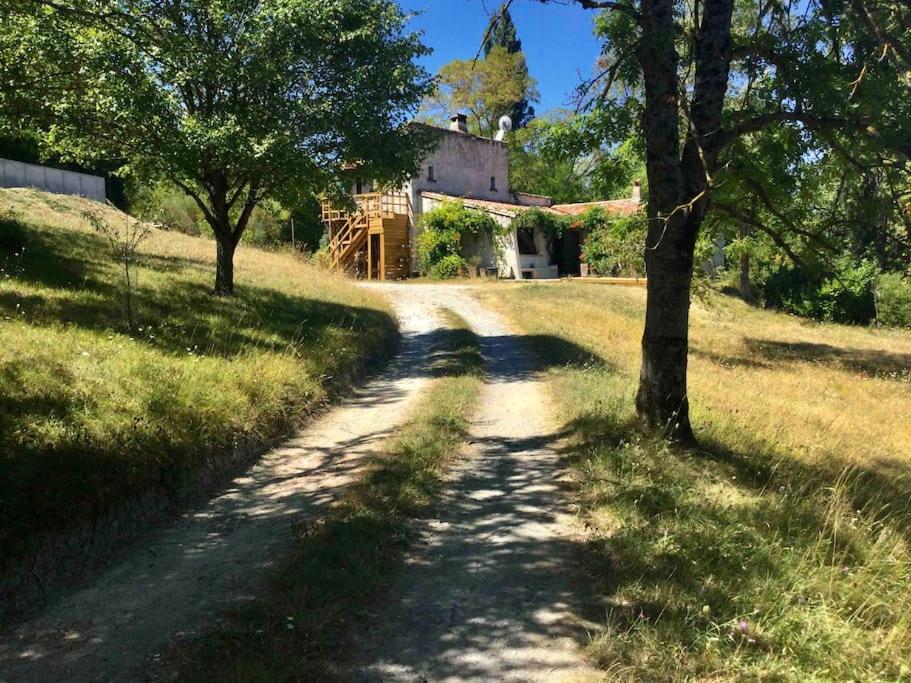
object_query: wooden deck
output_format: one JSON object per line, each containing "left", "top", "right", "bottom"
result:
{"left": 321, "top": 191, "right": 411, "bottom": 281}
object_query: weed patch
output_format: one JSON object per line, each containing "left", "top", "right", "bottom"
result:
{"left": 0, "top": 188, "right": 397, "bottom": 578}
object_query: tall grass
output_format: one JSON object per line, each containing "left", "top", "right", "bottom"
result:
{"left": 480, "top": 282, "right": 911, "bottom": 679}
{"left": 169, "top": 310, "right": 484, "bottom": 681}
{"left": 0, "top": 188, "right": 396, "bottom": 574}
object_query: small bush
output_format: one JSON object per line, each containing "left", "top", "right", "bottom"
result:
{"left": 416, "top": 201, "right": 501, "bottom": 279}
{"left": 430, "top": 253, "right": 468, "bottom": 279}
{"left": 876, "top": 272, "right": 911, "bottom": 327}
{"left": 580, "top": 209, "right": 646, "bottom": 276}
{"left": 761, "top": 257, "right": 878, "bottom": 324}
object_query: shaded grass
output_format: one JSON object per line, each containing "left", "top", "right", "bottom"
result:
{"left": 0, "top": 188, "right": 397, "bottom": 575}
{"left": 170, "top": 310, "right": 484, "bottom": 681}
{"left": 478, "top": 282, "right": 911, "bottom": 680}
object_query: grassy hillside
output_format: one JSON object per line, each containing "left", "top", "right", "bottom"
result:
{"left": 480, "top": 282, "right": 911, "bottom": 680}
{"left": 0, "top": 188, "right": 396, "bottom": 576}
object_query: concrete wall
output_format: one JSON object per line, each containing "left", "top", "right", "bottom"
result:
{"left": 0, "top": 158, "right": 106, "bottom": 202}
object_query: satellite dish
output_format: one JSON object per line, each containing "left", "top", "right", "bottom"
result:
{"left": 495, "top": 115, "right": 513, "bottom": 141}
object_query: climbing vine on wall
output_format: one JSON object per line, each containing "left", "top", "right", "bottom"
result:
{"left": 416, "top": 201, "right": 504, "bottom": 279}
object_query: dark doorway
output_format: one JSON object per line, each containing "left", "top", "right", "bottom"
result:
{"left": 553, "top": 230, "right": 581, "bottom": 276}
{"left": 369, "top": 234, "right": 381, "bottom": 279}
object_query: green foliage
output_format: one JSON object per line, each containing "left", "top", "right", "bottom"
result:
{"left": 876, "top": 272, "right": 911, "bottom": 328}
{"left": 579, "top": 209, "right": 646, "bottom": 277}
{"left": 509, "top": 112, "right": 646, "bottom": 204}
{"left": 423, "top": 46, "right": 539, "bottom": 137}
{"left": 131, "top": 184, "right": 207, "bottom": 235}
{"left": 760, "top": 257, "right": 879, "bottom": 325}
{"left": 510, "top": 207, "right": 568, "bottom": 237}
{"left": 482, "top": 4, "right": 534, "bottom": 128}
{"left": 3, "top": 0, "right": 434, "bottom": 292}
{"left": 416, "top": 202, "right": 502, "bottom": 279}
{"left": 131, "top": 184, "right": 325, "bottom": 251}
{"left": 508, "top": 114, "right": 596, "bottom": 203}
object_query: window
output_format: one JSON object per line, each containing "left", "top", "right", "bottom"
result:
{"left": 490, "top": 176, "right": 497, "bottom": 191}
{"left": 517, "top": 228, "right": 537, "bottom": 255}
{"left": 427, "top": 165, "right": 435, "bottom": 182}
{"left": 355, "top": 179, "right": 363, "bottom": 194}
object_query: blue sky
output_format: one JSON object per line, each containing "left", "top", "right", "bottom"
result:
{"left": 398, "top": 0, "right": 603, "bottom": 114}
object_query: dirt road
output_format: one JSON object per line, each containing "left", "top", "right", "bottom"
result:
{"left": 350, "top": 284, "right": 600, "bottom": 682}
{"left": 0, "top": 284, "right": 599, "bottom": 682}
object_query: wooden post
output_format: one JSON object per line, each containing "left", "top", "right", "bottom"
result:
{"left": 379, "top": 234, "right": 386, "bottom": 281}
{"left": 367, "top": 233, "right": 373, "bottom": 280}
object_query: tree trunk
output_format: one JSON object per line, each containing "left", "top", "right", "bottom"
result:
{"left": 636, "top": 232, "right": 697, "bottom": 444}
{"left": 214, "top": 235, "right": 235, "bottom": 296}
{"left": 738, "top": 223, "right": 754, "bottom": 302}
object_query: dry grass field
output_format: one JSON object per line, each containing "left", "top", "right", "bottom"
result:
{"left": 0, "top": 188, "right": 397, "bottom": 575}
{"left": 480, "top": 281, "right": 911, "bottom": 680}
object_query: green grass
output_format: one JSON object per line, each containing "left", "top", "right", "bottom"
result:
{"left": 170, "top": 309, "right": 484, "bottom": 681}
{"left": 0, "top": 188, "right": 397, "bottom": 575}
{"left": 479, "top": 282, "right": 911, "bottom": 681}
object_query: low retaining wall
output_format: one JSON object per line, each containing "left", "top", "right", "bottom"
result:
{"left": 0, "top": 157, "right": 106, "bottom": 202}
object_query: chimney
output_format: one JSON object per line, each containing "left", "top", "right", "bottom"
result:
{"left": 449, "top": 113, "right": 468, "bottom": 134}
{"left": 632, "top": 180, "right": 642, "bottom": 203}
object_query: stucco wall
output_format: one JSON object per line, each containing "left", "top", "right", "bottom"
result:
{"left": 406, "top": 129, "right": 511, "bottom": 271}
{"left": 0, "top": 158, "right": 106, "bottom": 202}
{"left": 410, "top": 128, "right": 509, "bottom": 202}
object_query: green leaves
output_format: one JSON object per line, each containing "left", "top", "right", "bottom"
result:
{"left": 3, "top": 0, "right": 434, "bottom": 291}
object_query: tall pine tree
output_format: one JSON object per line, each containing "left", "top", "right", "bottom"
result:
{"left": 483, "top": 5, "right": 534, "bottom": 128}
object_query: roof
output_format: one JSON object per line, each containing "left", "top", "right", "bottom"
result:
{"left": 421, "top": 191, "right": 642, "bottom": 220}
{"left": 408, "top": 121, "right": 505, "bottom": 146}
{"left": 551, "top": 199, "right": 641, "bottom": 217}
{"left": 420, "top": 191, "right": 541, "bottom": 218}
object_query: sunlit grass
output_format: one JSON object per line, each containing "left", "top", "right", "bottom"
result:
{"left": 479, "top": 281, "right": 911, "bottom": 680}
{"left": 0, "top": 188, "right": 397, "bottom": 572}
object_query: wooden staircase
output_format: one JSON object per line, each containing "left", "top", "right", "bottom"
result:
{"left": 321, "top": 192, "right": 410, "bottom": 279}
{"left": 327, "top": 208, "right": 369, "bottom": 272}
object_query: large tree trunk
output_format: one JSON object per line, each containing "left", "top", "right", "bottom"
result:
{"left": 214, "top": 235, "right": 236, "bottom": 296}
{"left": 632, "top": 0, "right": 733, "bottom": 445}
{"left": 636, "top": 234, "right": 696, "bottom": 443}
{"left": 635, "top": 0, "right": 697, "bottom": 443}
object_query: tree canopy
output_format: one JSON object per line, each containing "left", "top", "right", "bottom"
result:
{"left": 1, "top": 0, "right": 434, "bottom": 294}
{"left": 423, "top": 45, "right": 538, "bottom": 138}
{"left": 483, "top": 4, "right": 535, "bottom": 128}
{"left": 530, "top": 0, "right": 911, "bottom": 442}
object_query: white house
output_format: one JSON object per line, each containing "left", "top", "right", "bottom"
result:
{"left": 321, "top": 114, "right": 642, "bottom": 280}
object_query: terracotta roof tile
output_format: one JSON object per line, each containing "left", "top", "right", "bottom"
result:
{"left": 551, "top": 199, "right": 642, "bottom": 217}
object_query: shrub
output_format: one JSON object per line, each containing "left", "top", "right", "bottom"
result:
{"left": 510, "top": 207, "right": 568, "bottom": 237}
{"left": 430, "top": 253, "right": 469, "bottom": 279}
{"left": 416, "top": 201, "right": 501, "bottom": 279}
{"left": 132, "top": 183, "right": 206, "bottom": 235}
{"left": 761, "top": 256, "right": 878, "bottom": 324}
{"left": 876, "top": 272, "right": 911, "bottom": 327}
{"left": 579, "top": 209, "right": 646, "bottom": 276}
